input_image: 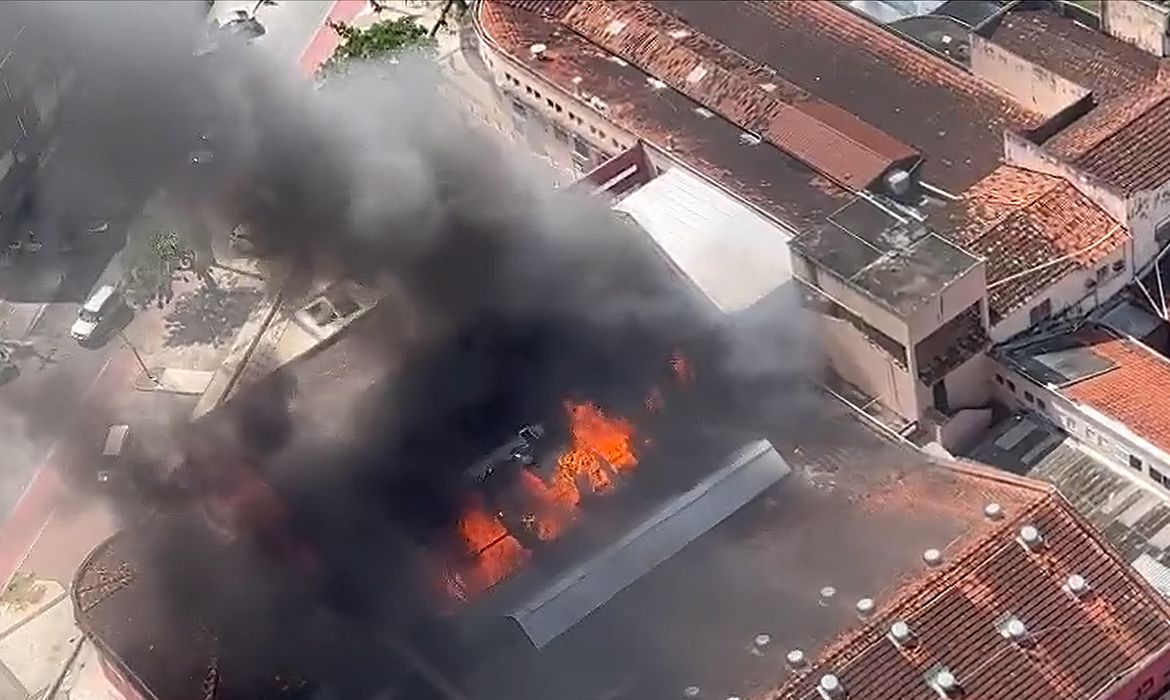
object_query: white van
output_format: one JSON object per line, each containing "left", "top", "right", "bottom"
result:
{"left": 71, "top": 284, "right": 122, "bottom": 344}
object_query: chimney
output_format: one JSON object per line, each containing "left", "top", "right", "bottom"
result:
{"left": 1018, "top": 525, "right": 1045, "bottom": 552}
{"left": 1064, "top": 573, "right": 1091, "bottom": 599}
{"left": 856, "top": 598, "right": 875, "bottom": 620}
{"left": 1001, "top": 615, "right": 1032, "bottom": 647}
{"left": 983, "top": 502, "right": 1003, "bottom": 521}
{"left": 818, "top": 674, "right": 845, "bottom": 699}
{"left": 932, "top": 668, "right": 962, "bottom": 698}
{"left": 786, "top": 649, "right": 808, "bottom": 671}
{"left": 923, "top": 548, "right": 943, "bottom": 567}
{"left": 889, "top": 620, "right": 916, "bottom": 649}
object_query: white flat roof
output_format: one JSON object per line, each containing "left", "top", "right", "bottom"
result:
{"left": 615, "top": 167, "right": 794, "bottom": 314}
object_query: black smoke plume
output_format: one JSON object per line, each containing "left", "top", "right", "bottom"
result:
{"left": 9, "top": 2, "right": 817, "bottom": 697}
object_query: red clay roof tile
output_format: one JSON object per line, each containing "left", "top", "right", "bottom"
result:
{"left": 936, "top": 166, "right": 1124, "bottom": 322}
{"left": 1064, "top": 330, "right": 1170, "bottom": 456}
{"left": 765, "top": 482, "right": 1170, "bottom": 700}
{"left": 560, "top": 0, "right": 921, "bottom": 191}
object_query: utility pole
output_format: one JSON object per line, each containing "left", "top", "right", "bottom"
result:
{"left": 118, "top": 330, "right": 159, "bottom": 385}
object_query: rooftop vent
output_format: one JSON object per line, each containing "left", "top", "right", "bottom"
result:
{"left": 889, "top": 620, "right": 916, "bottom": 648}
{"left": 787, "top": 649, "right": 808, "bottom": 670}
{"left": 818, "top": 586, "right": 837, "bottom": 607}
{"left": 686, "top": 64, "right": 709, "bottom": 84}
{"left": 984, "top": 502, "right": 1004, "bottom": 520}
{"left": 884, "top": 169, "right": 913, "bottom": 198}
{"left": 683, "top": 686, "right": 700, "bottom": 698}
{"left": 667, "top": 28, "right": 692, "bottom": 39}
{"left": 759, "top": 82, "right": 777, "bottom": 93}
{"left": 694, "top": 107, "right": 714, "bottom": 119}
{"left": 1018, "top": 525, "right": 1045, "bottom": 552}
{"left": 999, "top": 615, "right": 1032, "bottom": 647}
{"left": 738, "top": 131, "right": 762, "bottom": 146}
{"left": 606, "top": 19, "right": 627, "bottom": 35}
{"left": 818, "top": 674, "right": 845, "bottom": 699}
{"left": 923, "top": 548, "right": 943, "bottom": 567}
{"left": 646, "top": 77, "right": 667, "bottom": 90}
{"left": 1064, "top": 573, "right": 1091, "bottom": 599}
{"left": 856, "top": 598, "right": 875, "bottom": 619}
{"left": 529, "top": 43, "right": 548, "bottom": 60}
{"left": 930, "top": 668, "right": 962, "bottom": 698}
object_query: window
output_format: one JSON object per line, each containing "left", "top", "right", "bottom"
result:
{"left": 1006, "top": 380, "right": 1016, "bottom": 392}
{"left": 1035, "top": 398, "right": 1047, "bottom": 411}
{"left": 553, "top": 124, "right": 570, "bottom": 144}
{"left": 611, "top": 137, "right": 621, "bottom": 149}
{"left": 510, "top": 98, "right": 527, "bottom": 120}
{"left": 1029, "top": 299, "right": 1052, "bottom": 326}
{"left": 546, "top": 98, "right": 555, "bottom": 108}
{"left": 1152, "top": 468, "right": 1169, "bottom": 488}
{"left": 555, "top": 103, "right": 563, "bottom": 113}
{"left": 1130, "top": 454, "right": 1144, "bottom": 470}
{"left": 505, "top": 72, "right": 513, "bottom": 82}
{"left": 525, "top": 85, "right": 533, "bottom": 96}
{"left": 1024, "top": 391, "right": 1035, "bottom": 404}
{"left": 533, "top": 89, "right": 542, "bottom": 99}
{"left": 1097, "top": 266, "right": 1109, "bottom": 284}
{"left": 512, "top": 76, "right": 520, "bottom": 87}
{"left": 995, "top": 374, "right": 1004, "bottom": 385}
{"left": 572, "top": 134, "right": 591, "bottom": 159}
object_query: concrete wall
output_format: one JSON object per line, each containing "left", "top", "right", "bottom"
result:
{"left": 990, "top": 356, "right": 1170, "bottom": 495}
{"left": 1004, "top": 131, "right": 1128, "bottom": 224}
{"left": 821, "top": 312, "right": 920, "bottom": 420}
{"left": 992, "top": 241, "right": 1131, "bottom": 341}
{"left": 793, "top": 260, "right": 913, "bottom": 347}
{"left": 1129, "top": 180, "right": 1170, "bottom": 265}
{"left": 917, "top": 350, "right": 991, "bottom": 414}
{"left": 1102, "top": 0, "right": 1170, "bottom": 57}
{"left": 478, "top": 39, "right": 638, "bottom": 179}
{"left": 970, "top": 34, "right": 1090, "bottom": 117}
{"left": 907, "top": 259, "right": 989, "bottom": 343}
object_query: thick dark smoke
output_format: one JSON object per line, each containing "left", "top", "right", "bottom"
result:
{"left": 8, "top": 2, "right": 818, "bottom": 697}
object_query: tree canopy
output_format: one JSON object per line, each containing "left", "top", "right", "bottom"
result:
{"left": 319, "top": 16, "right": 437, "bottom": 77}
{"left": 121, "top": 200, "right": 206, "bottom": 309}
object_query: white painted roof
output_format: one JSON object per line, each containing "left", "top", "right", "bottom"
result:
{"left": 614, "top": 167, "right": 794, "bottom": 314}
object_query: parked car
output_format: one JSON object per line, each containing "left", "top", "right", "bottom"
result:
{"left": 71, "top": 284, "right": 124, "bottom": 345}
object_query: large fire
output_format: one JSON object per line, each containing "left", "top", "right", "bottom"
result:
{"left": 439, "top": 400, "right": 645, "bottom": 603}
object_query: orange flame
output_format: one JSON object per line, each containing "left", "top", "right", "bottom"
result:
{"left": 518, "top": 469, "right": 575, "bottom": 541}
{"left": 451, "top": 503, "right": 531, "bottom": 595}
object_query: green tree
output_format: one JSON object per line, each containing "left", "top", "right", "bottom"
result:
{"left": 319, "top": 16, "right": 437, "bottom": 78}
{"left": 122, "top": 203, "right": 201, "bottom": 310}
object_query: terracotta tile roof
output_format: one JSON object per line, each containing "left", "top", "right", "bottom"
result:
{"left": 560, "top": 0, "right": 922, "bottom": 191}
{"left": 654, "top": 0, "right": 1045, "bottom": 192}
{"left": 491, "top": 0, "right": 575, "bottom": 19}
{"left": 985, "top": 8, "right": 1161, "bottom": 102}
{"left": 1071, "top": 93, "right": 1170, "bottom": 194}
{"left": 477, "top": 0, "right": 852, "bottom": 228}
{"left": 1063, "top": 329, "right": 1170, "bottom": 456}
{"left": 766, "top": 483, "right": 1170, "bottom": 700}
{"left": 934, "top": 166, "right": 1124, "bottom": 323}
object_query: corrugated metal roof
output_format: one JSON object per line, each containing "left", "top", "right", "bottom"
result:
{"left": 615, "top": 166, "right": 795, "bottom": 314}
{"left": 1134, "top": 554, "right": 1170, "bottom": 600}
{"left": 508, "top": 440, "right": 790, "bottom": 648}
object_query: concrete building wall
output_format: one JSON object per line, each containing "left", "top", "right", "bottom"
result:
{"left": 1102, "top": 0, "right": 1170, "bottom": 57}
{"left": 919, "top": 350, "right": 991, "bottom": 414}
{"left": 1129, "top": 180, "right": 1170, "bottom": 265}
{"left": 990, "top": 357, "right": 1170, "bottom": 496}
{"left": 992, "top": 245, "right": 1131, "bottom": 342}
{"left": 1003, "top": 132, "right": 1129, "bottom": 225}
{"left": 906, "top": 260, "right": 989, "bottom": 343}
{"left": 791, "top": 257, "right": 912, "bottom": 346}
{"left": 970, "top": 34, "right": 1090, "bottom": 117}
{"left": 821, "top": 312, "right": 920, "bottom": 419}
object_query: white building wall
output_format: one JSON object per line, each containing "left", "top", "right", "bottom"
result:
{"left": 989, "top": 357, "right": 1170, "bottom": 495}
